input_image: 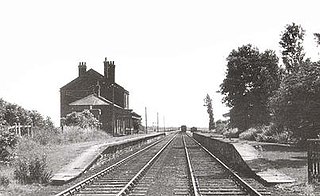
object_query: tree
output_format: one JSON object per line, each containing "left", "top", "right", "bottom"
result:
{"left": 0, "top": 99, "right": 6, "bottom": 126}
{"left": 279, "top": 22, "right": 305, "bottom": 73}
{"left": 269, "top": 61, "right": 320, "bottom": 140}
{"left": 204, "top": 94, "right": 215, "bottom": 130}
{"left": 220, "top": 44, "right": 280, "bottom": 130}
{"left": 314, "top": 33, "right": 320, "bottom": 46}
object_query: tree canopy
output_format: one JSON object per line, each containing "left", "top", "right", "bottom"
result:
{"left": 269, "top": 61, "right": 320, "bottom": 140}
{"left": 279, "top": 22, "right": 305, "bottom": 73}
{"left": 204, "top": 94, "right": 215, "bottom": 130}
{"left": 220, "top": 44, "right": 280, "bottom": 130}
{"left": 0, "top": 98, "right": 54, "bottom": 129}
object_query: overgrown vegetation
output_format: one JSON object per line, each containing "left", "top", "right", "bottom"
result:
{"left": 0, "top": 98, "right": 111, "bottom": 189}
{"left": 14, "top": 154, "right": 52, "bottom": 184}
{"left": 0, "top": 130, "right": 17, "bottom": 164}
{"left": 63, "top": 110, "right": 100, "bottom": 128}
{"left": 219, "top": 22, "right": 320, "bottom": 143}
{"left": 0, "top": 98, "right": 54, "bottom": 129}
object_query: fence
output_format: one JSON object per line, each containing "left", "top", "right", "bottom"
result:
{"left": 7, "top": 123, "right": 33, "bottom": 137}
{"left": 308, "top": 139, "right": 320, "bottom": 183}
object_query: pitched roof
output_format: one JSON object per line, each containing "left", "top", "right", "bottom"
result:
{"left": 69, "top": 94, "right": 124, "bottom": 109}
{"left": 69, "top": 94, "right": 110, "bottom": 106}
{"left": 60, "top": 69, "right": 128, "bottom": 93}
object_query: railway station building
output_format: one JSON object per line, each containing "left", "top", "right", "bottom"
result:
{"left": 60, "top": 58, "right": 141, "bottom": 135}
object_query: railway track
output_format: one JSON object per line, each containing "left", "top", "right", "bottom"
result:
{"left": 56, "top": 132, "right": 270, "bottom": 196}
{"left": 183, "top": 134, "right": 271, "bottom": 196}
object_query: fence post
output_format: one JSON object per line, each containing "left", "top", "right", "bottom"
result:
{"left": 308, "top": 139, "right": 320, "bottom": 184}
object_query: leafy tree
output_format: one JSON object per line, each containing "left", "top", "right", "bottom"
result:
{"left": 0, "top": 98, "right": 54, "bottom": 129}
{"left": 29, "top": 110, "right": 45, "bottom": 127}
{"left": 220, "top": 44, "right": 280, "bottom": 130}
{"left": 204, "top": 94, "right": 215, "bottom": 130}
{"left": 314, "top": 33, "right": 320, "bottom": 46}
{"left": 279, "top": 22, "right": 305, "bottom": 73}
{"left": 0, "top": 99, "right": 6, "bottom": 126}
{"left": 269, "top": 61, "right": 320, "bottom": 140}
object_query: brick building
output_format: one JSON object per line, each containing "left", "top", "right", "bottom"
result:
{"left": 60, "top": 58, "right": 141, "bottom": 135}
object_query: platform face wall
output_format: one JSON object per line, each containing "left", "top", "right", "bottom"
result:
{"left": 193, "top": 132, "right": 253, "bottom": 175}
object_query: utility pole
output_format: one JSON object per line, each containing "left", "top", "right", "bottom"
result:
{"left": 157, "top": 112, "right": 159, "bottom": 132}
{"left": 163, "top": 116, "right": 165, "bottom": 132}
{"left": 145, "top": 107, "right": 148, "bottom": 134}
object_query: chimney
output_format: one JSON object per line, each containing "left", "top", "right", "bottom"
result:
{"left": 95, "top": 81, "right": 101, "bottom": 97}
{"left": 78, "top": 62, "right": 87, "bottom": 77}
{"left": 103, "top": 57, "right": 115, "bottom": 83}
{"left": 104, "top": 57, "right": 109, "bottom": 79}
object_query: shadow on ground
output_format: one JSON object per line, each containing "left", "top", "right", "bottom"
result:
{"left": 269, "top": 159, "right": 307, "bottom": 169}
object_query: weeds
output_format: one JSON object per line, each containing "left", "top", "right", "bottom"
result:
{"left": 14, "top": 154, "right": 52, "bottom": 184}
{"left": 0, "top": 175, "right": 10, "bottom": 187}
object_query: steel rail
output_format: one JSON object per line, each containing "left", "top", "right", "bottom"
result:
{"left": 188, "top": 135, "right": 263, "bottom": 196}
{"left": 54, "top": 137, "right": 166, "bottom": 196}
{"left": 116, "top": 133, "right": 177, "bottom": 196}
{"left": 182, "top": 134, "right": 200, "bottom": 196}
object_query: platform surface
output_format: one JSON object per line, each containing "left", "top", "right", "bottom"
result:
{"left": 199, "top": 132, "right": 296, "bottom": 184}
{"left": 51, "top": 132, "right": 164, "bottom": 184}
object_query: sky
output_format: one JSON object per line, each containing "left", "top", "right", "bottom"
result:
{"left": 0, "top": 0, "right": 320, "bottom": 128}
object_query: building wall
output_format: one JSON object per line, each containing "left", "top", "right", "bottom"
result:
{"left": 60, "top": 59, "right": 138, "bottom": 133}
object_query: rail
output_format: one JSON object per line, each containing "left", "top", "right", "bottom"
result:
{"left": 116, "top": 133, "right": 176, "bottom": 195}
{"left": 188, "top": 134, "right": 263, "bottom": 196}
{"left": 182, "top": 135, "right": 200, "bottom": 196}
{"left": 55, "top": 137, "right": 166, "bottom": 196}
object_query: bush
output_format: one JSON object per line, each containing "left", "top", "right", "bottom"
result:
{"left": 63, "top": 110, "right": 100, "bottom": 128}
{"left": 215, "top": 120, "right": 229, "bottom": 133}
{"left": 56, "top": 126, "right": 111, "bottom": 144}
{"left": 223, "top": 128, "right": 241, "bottom": 138}
{"left": 14, "top": 154, "right": 52, "bottom": 184}
{"left": 239, "top": 128, "right": 259, "bottom": 141}
{"left": 0, "top": 175, "right": 10, "bottom": 187}
{"left": 273, "top": 131, "right": 293, "bottom": 143}
{"left": 31, "top": 127, "right": 59, "bottom": 145}
{"left": 0, "top": 129, "right": 18, "bottom": 164}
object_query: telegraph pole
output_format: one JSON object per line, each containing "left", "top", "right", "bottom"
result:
{"left": 163, "top": 116, "right": 165, "bottom": 132}
{"left": 157, "top": 112, "right": 159, "bottom": 132}
{"left": 145, "top": 107, "right": 147, "bottom": 134}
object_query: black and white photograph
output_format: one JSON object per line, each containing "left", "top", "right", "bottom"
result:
{"left": 1, "top": 0, "right": 320, "bottom": 195}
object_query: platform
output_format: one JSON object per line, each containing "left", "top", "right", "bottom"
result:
{"left": 51, "top": 132, "right": 165, "bottom": 184}
{"left": 196, "top": 133, "right": 295, "bottom": 184}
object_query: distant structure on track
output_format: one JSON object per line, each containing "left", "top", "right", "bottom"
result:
{"left": 60, "top": 57, "right": 141, "bottom": 135}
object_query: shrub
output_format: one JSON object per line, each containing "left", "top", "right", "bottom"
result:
{"left": 0, "top": 175, "right": 10, "bottom": 187}
{"left": 31, "top": 127, "right": 59, "bottom": 145}
{"left": 63, "top": 110, "right": 100, "bottom": 128}
{"left": 57, "top": 126, "right": 111, "bottom": 144}
{"left": 239, "top": 128, "right": 259, "bottom": 141}
{"left": 0, "top": 129, "right": 18, "bottom": 164}
{"left": 215, "top": 120, "right": 229, "bottom": 134}
{"left": 223, "top": 128, "right": 241, "bottom": 138}
{"left": 14, "top": 154, "right": 52, "bottom": 184}
{"left": 273, "top": 131, "right": 293, "bottom": 143}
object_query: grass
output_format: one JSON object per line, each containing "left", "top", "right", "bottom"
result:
{"left": 0, "top": 127, "right": 157, "bottom": 196}
{"left": 0, "top": 126, "right": 113, "bottom": 195}
{"left": 253, "top": 143, "right": 319, "bottom": 195}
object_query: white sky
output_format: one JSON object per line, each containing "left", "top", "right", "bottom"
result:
{"left": 1, "top": 0, "right": 320, "bottom": 128}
